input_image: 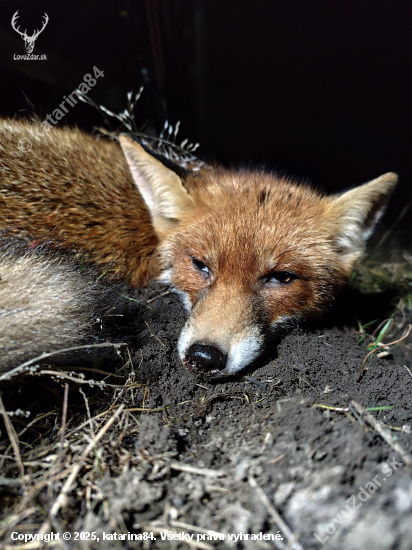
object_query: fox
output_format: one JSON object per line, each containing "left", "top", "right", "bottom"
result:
{"left": 0, "top": 118, "right": 397, "bottom": 377}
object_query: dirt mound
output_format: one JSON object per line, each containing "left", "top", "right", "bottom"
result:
{"left": 1, "top": 282, "right": 411, "bottom": 549}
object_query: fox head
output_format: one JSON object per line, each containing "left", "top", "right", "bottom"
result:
{"left": 120, "top": 135, "right": 397, "bottom": 378}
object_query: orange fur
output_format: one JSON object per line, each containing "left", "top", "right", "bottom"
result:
{"left": 0, "top": 119, "right": 158, "bottom": 286}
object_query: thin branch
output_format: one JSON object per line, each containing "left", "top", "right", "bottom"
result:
{"left": 350, "top": 401, "right": 412, "bottom": 466}
{"left": 0, "top": 396, "right": 24, "bottom": 479}
{"left": 0, "top": 342, "right": 129, "bottom": 382}
{"left": 249, "top": 473, "right": 304, "bottom": 550}
{"left": 60, "top": 383, "right": 69, "bottom": 449}
{"left": 48, "top": 404, "right": 125, "bottom": 519}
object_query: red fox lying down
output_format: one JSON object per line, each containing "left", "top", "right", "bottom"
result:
{"left": 0, "top": 119, "right": 397, "bottom": 377}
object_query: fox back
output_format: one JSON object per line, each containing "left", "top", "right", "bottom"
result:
{"left": 0, "top": 119, "right": 397, "bottom": 376}
{"left": 0, "top": 119, "right": 158, "bottom": 287}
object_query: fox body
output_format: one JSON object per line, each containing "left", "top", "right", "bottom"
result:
{"left": 0, "top": 119, "right": 397, "bottom": 376}
{"left": 0, "top": 119, "right": 158, "bottom": 287}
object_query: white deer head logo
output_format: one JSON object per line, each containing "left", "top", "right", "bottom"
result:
{"left": 11, "top": 11, "right": 49, "bottom": 54}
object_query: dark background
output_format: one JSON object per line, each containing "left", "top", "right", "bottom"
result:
{"left": 0, "top": 0, "right": 410, "bottom": 238}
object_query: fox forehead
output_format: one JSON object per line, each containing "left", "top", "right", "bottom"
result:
{"left": 186, "top": 168, "right": 324, "bottom": 213}
{"left": 163, "top": 168, "right": 334, "bottom": 272}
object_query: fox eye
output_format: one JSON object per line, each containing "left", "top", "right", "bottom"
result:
{"left": 263, "top": 271, "right": 298, "bottom": 285}
{"left": 192, "top": 257, "right": 210, "bottom": 278}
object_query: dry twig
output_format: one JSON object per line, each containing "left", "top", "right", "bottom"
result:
{"left": 170, "top": 462, "right": 226, "bottom": 478}
{"left": 0, "top": 396, "right": 24, "bottom": 478}
{"left": 350, "top": 401, "right": 412, "bottom": 466}
{"left": 146, "top": 290, "right": 171, "bottom": 303}
{"left": 0, "top": 342, "right": 129, "bottom": 382}
{"left": 144, "top": 320, "right": 165, "bottom": 347}
{"left": 60, "top": 383, "right": 69, "bottom": 449}
{"left": 47, "top": 404, "right": 125, "bottom": 520}
{"left": 249, "top": 473, "right": 304, "bottom": 550}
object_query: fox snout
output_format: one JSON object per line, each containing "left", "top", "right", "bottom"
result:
{"left": 175, "top": 282, "right": 265, "bottom": 378}
{"left": 181, "top": 335, "right": 263, "bottom": 378}
{"left": 184, "top": 344, "right": 227, "bottom": 376}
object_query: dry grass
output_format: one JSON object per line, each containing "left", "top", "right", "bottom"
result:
{"left": 0, "top": 351, "right": 158, "bottom": 543}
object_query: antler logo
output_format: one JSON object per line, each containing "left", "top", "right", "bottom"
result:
{"left": 11, "top": 11, "right": 49, "bottom": 53}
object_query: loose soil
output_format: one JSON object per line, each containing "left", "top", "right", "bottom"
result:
{"left": 1, "top": 280, "right": 412, "bottom": 550}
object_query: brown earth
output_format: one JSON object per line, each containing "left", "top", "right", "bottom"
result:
{"left": 1, "top": 280, "right": 412, "bottom": 550}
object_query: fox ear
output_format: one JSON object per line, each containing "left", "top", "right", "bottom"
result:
{"left": 326, "top": 172, "right": 398, "bottom": 268}
{"left": 119, "top": 135, "right": 192, "bottom": 236}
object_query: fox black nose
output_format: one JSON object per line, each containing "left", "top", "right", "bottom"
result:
{"left": 184, "top": 344, "right": 227, "bottom": 376}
